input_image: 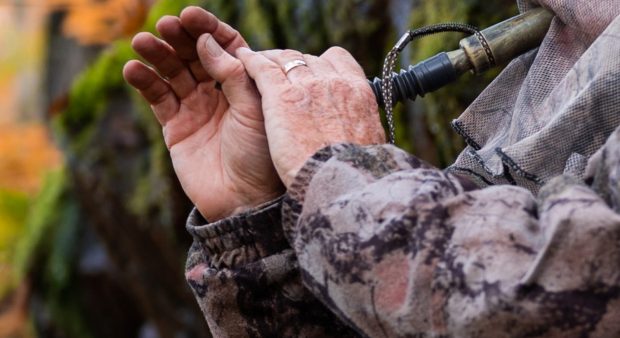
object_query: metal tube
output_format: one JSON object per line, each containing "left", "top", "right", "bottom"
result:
{"left": 456, "top": 7, "right": 554, "bottom": 74}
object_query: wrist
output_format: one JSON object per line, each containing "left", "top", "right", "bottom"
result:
{"left": 276, "top": 151, "right": 316, "bottom": 190}
{"left": 283, "top": 167, "right": 303, "bottom": 190}
{"left": 197, "top": 187, "right": 285, "bottom": 222}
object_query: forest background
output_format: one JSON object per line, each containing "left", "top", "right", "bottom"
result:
{"left": 0, "top": 0, "right": 515, "bottom": 337}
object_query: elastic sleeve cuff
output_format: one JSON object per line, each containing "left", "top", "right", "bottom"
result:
{"left": 186, "top": 196, "right": 288, "bottom": 269}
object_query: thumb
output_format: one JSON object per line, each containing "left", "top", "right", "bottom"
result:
{"left": 196, "top": 33, "right": 259, "bottom": 111}
{"left": 236, "top": 47, "right": 289, "bottom": 96}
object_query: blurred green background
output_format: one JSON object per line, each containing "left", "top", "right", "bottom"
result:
{"left": 0, "top": 0, "right": 515, "bottom": 337}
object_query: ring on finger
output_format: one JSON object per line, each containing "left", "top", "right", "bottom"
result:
{"left": 282, "top": 59, "right": 308, "bottom": 75}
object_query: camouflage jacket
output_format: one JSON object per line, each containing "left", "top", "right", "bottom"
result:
{"left": 185, "top": 124, "right": 620, "bottom": 337}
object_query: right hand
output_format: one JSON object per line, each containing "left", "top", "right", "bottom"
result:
{"left": 236, "top": 47, "right": 386, "bottom": 188}
{"left": 123, "top": 7, "right": 283, "bottom": 221}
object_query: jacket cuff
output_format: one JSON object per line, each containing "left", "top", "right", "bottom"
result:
{"left": 186, "top": 196, "right": 288, "bottom": 269}
{"left": 281, "top": 143, "right": 435, "bottom": 240}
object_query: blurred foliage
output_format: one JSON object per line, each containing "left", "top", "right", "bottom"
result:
{"left": 14, "top": 170, "right": 68, "bottom": 282}
{"left": 54, "top": 42, "right": 133, "bottom": 150}
{"left": 31, "top": 1, "right": 210, "bottom": 337}
{"left": 48, "top": 0, "right": 155, "bottom": 45}
{"left": 13, "top": 170, "right": 93, "bottom": 338}
{"left": 0, "top": 125, "right": 61, "bottom": 194}
{"left": 0, "top": 189, "right": 29, "bottom": 299}
{"left": 55, "top": 0, "right": 202, "bottom": 226}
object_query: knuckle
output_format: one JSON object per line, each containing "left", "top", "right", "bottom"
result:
{"left": 303, "top": 54, "right": 316, "bottom": 61}
{"left": 325, "top": 46, "right": 350, "bottom": 58}
{"left": 228, "top": 60, "right": 245, "bottom": 76}
{"left": 281, "top": 49, "right": 303, "bottom": 60}
{"left": 225, "top": 60, "right": 249, "bottom": 84}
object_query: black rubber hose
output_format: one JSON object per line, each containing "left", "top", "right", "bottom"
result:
{"left": 369, "top": 52, "right": 458, "bottom": 107}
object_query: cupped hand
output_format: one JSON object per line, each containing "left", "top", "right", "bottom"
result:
{"left": 236, "top": 47, "right": 386, "bottom": 188}
{"left": 123, "top": 7, "right": 283, "bottom": 221}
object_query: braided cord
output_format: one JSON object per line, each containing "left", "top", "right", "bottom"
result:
{"left": 381, "top": 23, "right": 481, "bottom": 144}
{"left": 381, "top": 50, "right": 399, "bottom": 144}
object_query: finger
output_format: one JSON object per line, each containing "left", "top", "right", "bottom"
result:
{"left": 131, "top": 32, "right": 197, "bottom": 99}
{"left": 180, "top": 6, "right": 248, "bottom": 53}
{"left": 302, "top": 53, "right": 337, "bottom": 78}
{"left": 236, "top": 47, "right": 291, "bottom": 95}
{"left": 196, "top": 34, "right": 260, "bottom": 110}
{"left": 156, "top": 15, "right": 209, "bottom": 81}
{"left": 260, "top": 49, "right": 314, "bottom": 82}
{"left": 123, "top": 60, "right": 179, "bottom": 125}
{"left": 320, "top": 46, "right": 367, "bottom": 78}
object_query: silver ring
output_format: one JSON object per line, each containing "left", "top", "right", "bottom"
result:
{"left": 282, "top": 59, "right": 307, "bottom": 74}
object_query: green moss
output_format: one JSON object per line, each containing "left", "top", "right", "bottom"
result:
{"left": 14, "top": 169, "right": 67, "bottom": 281}
{"left": 0, "top": 189, "right": 29, "bottom": 251}
{"left": 0, "top": 189, "right": 29, "bottom": 299}
{"left": 12, "top": 169, "right": 94, "bottom": 338}
{"left": 54, "top": 41, "right": 133, "bottom": 150}
{"left": 45, "top": 201, "right": 90, "bottom": 338}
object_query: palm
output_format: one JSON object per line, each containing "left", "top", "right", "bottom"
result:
{"left": 166, "top": 83, "right": 279, "bottom": 220}
{"left": 124, "top": 8, "right": 282, "bottom": 220}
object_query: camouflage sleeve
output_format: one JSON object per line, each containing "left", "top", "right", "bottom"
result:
{"left": 282, "top": 142, "right": 620, "bottom": 338}
{"left": 184, "top": 197, "right": 359, "bottom": 337}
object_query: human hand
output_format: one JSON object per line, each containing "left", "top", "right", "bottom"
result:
{"left": 236, "top": 47, "right": 386, "bottom": 188}
{"left": 123, "top": 7, "right": 283, "bottom": 221}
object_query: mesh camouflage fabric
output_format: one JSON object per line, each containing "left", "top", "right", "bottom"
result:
{"left": 450, "top": 0, "right": 620, "bottom": 193}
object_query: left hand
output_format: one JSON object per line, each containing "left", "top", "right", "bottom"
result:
{"left": 124, "top": 7, "right": 283, "bottom": 221}
{"left": 236, "top": 47, "right": 386, "bottom": 188}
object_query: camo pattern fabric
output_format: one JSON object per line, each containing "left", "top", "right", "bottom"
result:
{"left": 185, "top": 199, "right": 359, "bottom": 337}
{"left": 186, "top": 127, "right": 620, "bottom": 337}
{"left": 451, "top": 0, "right": 620, "bottom": 193}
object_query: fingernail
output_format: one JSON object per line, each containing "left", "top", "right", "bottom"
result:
{"left": 205, "top": 35, "right": 223, "bottom": 57}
